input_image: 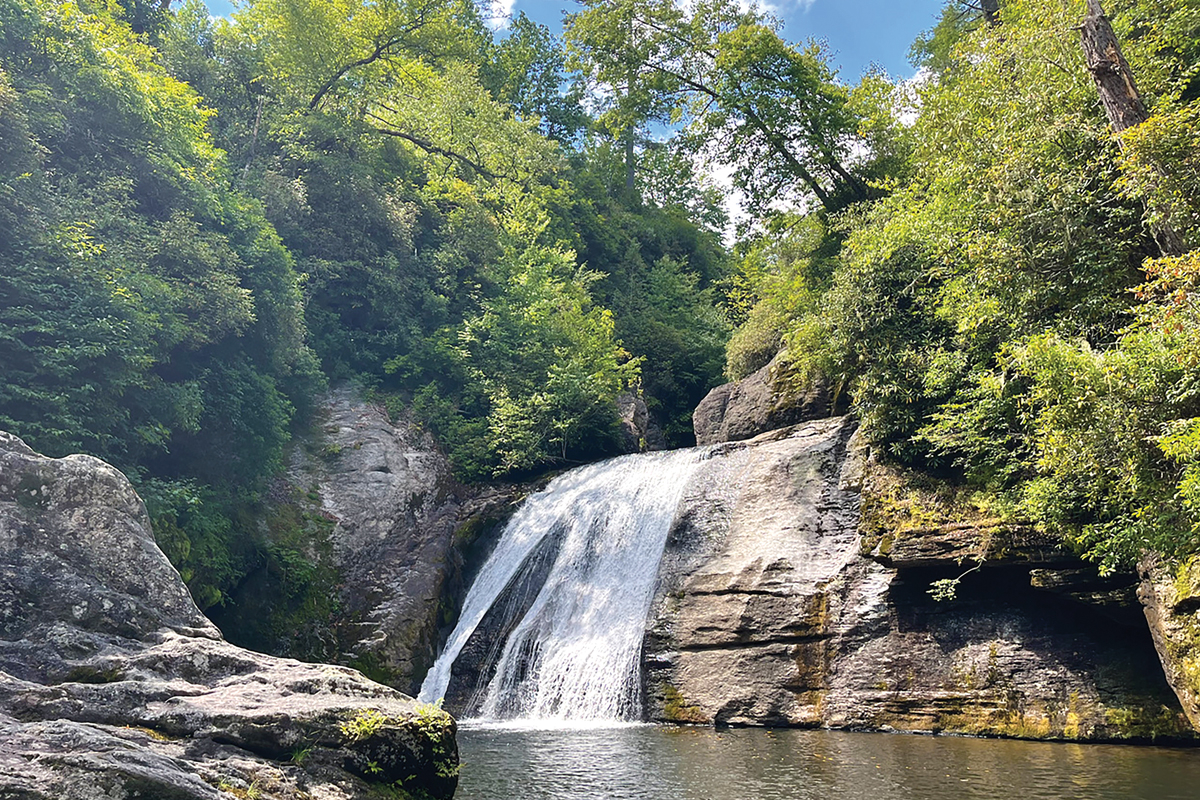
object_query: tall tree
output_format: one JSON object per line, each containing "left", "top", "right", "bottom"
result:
{"left": 564, "top": 0, "right": 682, "bottom": 199}
{"left": 487, "top": 12, "right": 586, "bottom": 144}
{"left": 567, "top": 0, "right": 872, "bottom": 213}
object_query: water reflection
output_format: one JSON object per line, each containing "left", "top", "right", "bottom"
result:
{"left": 456, "top": 725, "right": 1200, "bottom": 800}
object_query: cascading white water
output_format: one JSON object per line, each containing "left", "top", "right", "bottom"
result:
{"left": 418, "top": 449, "right": 704, "bottom": 722}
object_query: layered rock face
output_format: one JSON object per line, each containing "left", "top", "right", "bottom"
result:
{"left": 0, "top": 431, "right": 458, "bottom": 799}
{"left": 645, "top": 418, "right": 1194, "bottom": 741}
{"left": 1139, "top": 555, "right": 1200, "bottom": 730}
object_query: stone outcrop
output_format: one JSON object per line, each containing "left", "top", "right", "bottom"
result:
{"left": 217, "top": 387, "right": 520, "bottom": 694}
{"left": 616, "top": 392, "right": 666, "bottom": 452}
{"left": 0, "top": 430, "right": 458, "bottom": 799}
{"left": 692, "top": 353, "right": 832, "bottom": 446}
{"left": 1139, "top": 555, "right": 1200, "bottom": 730}
{"left": 644, "top": 418, "right": 1194, "bottom": 741}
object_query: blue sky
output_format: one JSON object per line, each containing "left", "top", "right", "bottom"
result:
{"left": 204, "top": 0, "right": 946, "bottom": 79}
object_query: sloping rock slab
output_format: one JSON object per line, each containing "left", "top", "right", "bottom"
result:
{"left": 0, "top": 431, "right": 457, "bottom": 799}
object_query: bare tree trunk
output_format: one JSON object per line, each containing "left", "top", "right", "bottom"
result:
{"left": 241, "top": 96, "right": 265, "bottom": 184}
{"left": 1080, "top": 0, "right": 1147, "bottom": 132}
{"left": 1080, "top": 0, "right": 1186, "bottom": 256}
{"left": 624, "top": 127, "right": 636, "bottom": 199}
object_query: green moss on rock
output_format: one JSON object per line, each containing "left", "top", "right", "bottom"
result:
{"left": 662, "top": 683, "right": 709, "bottom": 724}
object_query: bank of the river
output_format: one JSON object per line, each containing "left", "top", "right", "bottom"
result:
{"left": 456, "top": 725, "right": 1200, "bottom": 800}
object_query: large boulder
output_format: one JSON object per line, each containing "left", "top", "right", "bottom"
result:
{"left": 0, "top": 430, "right": 458, "bottom": 799}
{"left": 616, "top": 392, "right": 667, "bottom": 452}
{"left": 644, "top": 419, "right": 1194, "bottom": 741}
{"left": 692, "top": 353, "right": 832, "bottom": 446}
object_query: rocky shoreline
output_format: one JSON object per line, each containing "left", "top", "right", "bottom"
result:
{"left": 0, "top": 430, "right": 458, "bottom": 799}
{"left": 4, "top": 369, "right": 1200, "bottom": 799}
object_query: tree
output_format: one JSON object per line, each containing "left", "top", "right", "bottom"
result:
{"left": 567, "top": 0, "right": 872, "bottom": 214}
{"left": 460, "top": 245, "right": 640, "bottom": 474}
{"left": 233, "top": 0, "right": 477, "bottom": 112}
{"left": 487, "top": 12, "right": 586, "bottom": 144}
{"left": 564, "top": 0, "right": 683, "bottom": 199}
{"left": 683, "top": 18, "right": 872, "bottom": 213}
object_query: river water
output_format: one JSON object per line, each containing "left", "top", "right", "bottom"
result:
{"left": 456, "top": 724, "right": 1200, "bottom": 800}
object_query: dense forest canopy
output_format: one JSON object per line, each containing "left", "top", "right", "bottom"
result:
{"left": 1, "top": 0, "right": 1198, "bottom": 625}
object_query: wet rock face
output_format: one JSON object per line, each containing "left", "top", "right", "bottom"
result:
{"left": 0, "top": 431, "right": 458, "bottom": 800}
{"left": 692, "top": 354, "right": 832, "bottom": 446}
{"left": 644, "top": 420, "right": 1194, "bottom": 742}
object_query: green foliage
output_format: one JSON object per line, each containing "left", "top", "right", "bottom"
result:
{"left": 564, "top": 0, "right": 684, "bottom": 196}
{"left": 139, "top": 478, "right": 247, "bottom": 609}
{"left": 460, "top": 245, "right": 640, "bottom": 474}
{"left": 1119, "top": 100, "right": 1200, "bottom": 247}
{"left": 909, "top": 0, "right": 993, "bottom": 76}
{"left": 340, "top": 708, "right": 389, "bottom": 742}
{"left": 487, "top": 11, "right": 586, "bottom": 143}
{"left": 612, "top": 256, "right": 728, "bottom": 441}
{"left": 0, "top": 0, "right": 732, "bottom": 649}
{"left": 0, "top": 0, "right": 319, "bottom": 479}
{"left": 724, "top": 303, "right": 786, "bottom": 381}
{"left": 1005, "top": 250, "right": 1200, "bottom": 572}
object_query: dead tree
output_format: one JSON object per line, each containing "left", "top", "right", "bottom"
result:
{"left": 1080, "top": 0, "right": 1186, "bottom": 255}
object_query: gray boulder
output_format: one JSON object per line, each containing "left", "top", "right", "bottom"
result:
{"left": 692, "top": 353, "right": 832, "bottom": 446}
{"left": 0, "top": 430, "right": 458, "bottom": 799}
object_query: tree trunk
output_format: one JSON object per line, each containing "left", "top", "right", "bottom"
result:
{"left": 624, "top": 127, "right": 636, "bottom": 199}
{"left": 1080, "top": 0, "right": 1147, "bottom": 132}
{"left": 1080, "top": 0, "right": 1186, "bottom": 256}
{"left": 981, "top": 0, "right": 1001, "bottom": 26}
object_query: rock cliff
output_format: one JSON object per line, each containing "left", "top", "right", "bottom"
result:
{"left": 215, "top": 388, "right": 519, "bottom": 694}
{"left": 1139, "top": 555, "right": 1200, "bottom": 730}
{"left": 644, "top": 418, "right": 1195, "bottom": 742}
{"left": 0, "top": 430, "right": 459, "bottom": 799}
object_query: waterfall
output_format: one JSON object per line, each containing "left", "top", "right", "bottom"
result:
{"left": 418, "top": 449, "right": 704, "bottom": 722}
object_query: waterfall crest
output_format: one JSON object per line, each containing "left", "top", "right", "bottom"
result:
{"left": 418, "top": 449, "right": 703, "bottom": 722}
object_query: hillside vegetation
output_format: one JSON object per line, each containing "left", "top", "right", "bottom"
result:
{"left": 1, "top": 0, "right": 1197, "bottom": 620}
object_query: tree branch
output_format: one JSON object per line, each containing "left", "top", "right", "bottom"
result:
{"left": 648, "top": 62, "right": 835, "bottom": 209}
{"left": 364, "top": 112, "right": 497, "bottom": 179}
{"left": 308, "top": 3, "right": 437, "bottom": 110}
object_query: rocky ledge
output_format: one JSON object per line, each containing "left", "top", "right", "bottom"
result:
{"left": 645, "top": 418, "right": 1196, "bottom": 742}
{"left": 0, "top": 431, "right": 458, "bottom": 800}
